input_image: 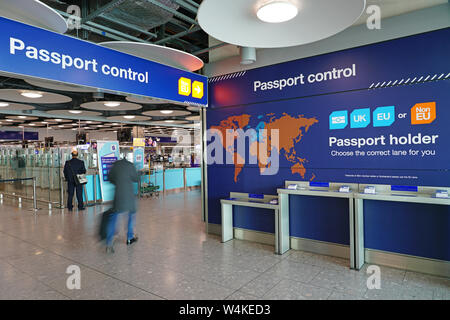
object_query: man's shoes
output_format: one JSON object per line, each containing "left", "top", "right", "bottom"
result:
{"left": 106, "top": 246, "right": 115, "bottom": 254}
{"left": 78, "top": 207, "right": 85, "bottom": 211}
{"left": 126, "top": 236, "right": 138, "bottom": 245}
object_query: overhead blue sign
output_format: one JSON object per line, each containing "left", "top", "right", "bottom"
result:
{"left": 0, "top": 131, "right": 38, "bottom": 140}
{"left": 0, "top": 17, "right": 207, "bottom": 106}
{"left": 208, "top": 27, "right": 450, "bottom": 108}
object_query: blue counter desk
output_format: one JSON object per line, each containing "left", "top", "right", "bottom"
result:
{"left": 354, "top": 184, "right": 450, "bottom": 277}
{"left": 221, "top": 192, "right": 287, "bottom": 254}
{"left": 278, "top": 181, "right": 358, "bottom": 269}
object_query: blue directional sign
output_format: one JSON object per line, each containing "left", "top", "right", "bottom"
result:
{"left": 0, "top": 17, "right": 207, "bottom": 106}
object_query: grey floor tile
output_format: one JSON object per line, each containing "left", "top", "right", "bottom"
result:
{"left": 364, "top": 280, "right": 434, "bottom": 300}
{"left": 239, "top": 272, "right": 284, "bottom": 298}
{"left": 226, "top": 291, "right": 261, "bottom": 300}
{"left": 433, "top": 288, "right": 450, "bottom": 300}
{"left": 328, "top": 290, "right": 365, "bottom": 300}
{"left": 309, "top": 269, "right": 368, "bottom": 297}
{"left": 303, "top": 254, "right": 351, "bottom": 271}
{"left": 125, "top": 290, "right": 165, "bottom": 300}
{"left": 71, "top": 278, "right": 148, "bottom": 300}
{"left": 403, "top": 271, "right": 450, "bottom": 291}
{"left": 0, "top": 190, "right": 448, "bottom": 301}
{"left": 263, "top": 259, "right": 323, "bottom": 284}
{"left": 42, "top": 267, "right": 114, "bottom": 298}
{"left": 359, "top": 264, "right": 406, "bottom": 285}
{"left": 263, "top": 279, "right": 332, "bottom": 300}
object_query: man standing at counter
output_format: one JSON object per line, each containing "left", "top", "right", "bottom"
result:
{"left": 63, "top": 150, "right": 86, "bottom": 212}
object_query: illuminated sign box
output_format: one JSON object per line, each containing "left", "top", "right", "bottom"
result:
{"left": 133, "top": 138, "right": 145, "bottom": 147}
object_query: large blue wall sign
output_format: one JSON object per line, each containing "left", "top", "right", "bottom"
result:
{"left": 0, "top": 17, "right": 207, "bottom": 106}
{"left": 208, "top": 28, "right": 450, "bottom": 108}
{"left": 206, "top": 27, "right": 450, "bottom": 256}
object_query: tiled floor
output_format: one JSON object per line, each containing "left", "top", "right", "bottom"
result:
{"left": 0, "top": 190, "right": 448, "bottom": 300}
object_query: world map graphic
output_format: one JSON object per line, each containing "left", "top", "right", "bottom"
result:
{"left": 210, "top": 113, "right": 319, "bottom": 182}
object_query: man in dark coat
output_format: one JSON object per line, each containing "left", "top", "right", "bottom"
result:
{"left": 105, "top": 157, "right": 139, "bottom": 252}
{"left": 63, "top": 150, "right": 86, "bottom": 211}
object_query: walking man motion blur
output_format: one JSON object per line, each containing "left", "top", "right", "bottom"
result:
{"left": 63, "top": 150, "right": 86, "bottom": 211}
{"left": 105, "top": 157, "right": 139, "bottom": 253}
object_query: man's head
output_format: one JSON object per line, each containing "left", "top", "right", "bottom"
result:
{"left": 71, "top": 150, "right": 78, "bottom": 158}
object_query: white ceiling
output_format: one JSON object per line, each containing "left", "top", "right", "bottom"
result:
{"left": 353, "top": 0, "right": 448, "bottom": 26}
{"left": 209, "top": 0, "right": 448, "bottom": 61}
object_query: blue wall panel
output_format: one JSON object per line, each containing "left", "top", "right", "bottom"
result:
{"left": 186, "top": 167, "right": 201, "bottom": 187}
{"left": 289, "top": 194, "right": 350, "bottom": 245}
{"left": 149, "top": 170, "right": 164, "bottom": 191}
{"left": 363, "top": 200, "right": 450, "bottom": 260}
{"left": 164, "top": 168, "right": 184, "bottom": 190}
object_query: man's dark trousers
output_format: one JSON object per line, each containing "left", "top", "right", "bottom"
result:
{"left": 67, "top": 182, "right": 84, "bottom": 210}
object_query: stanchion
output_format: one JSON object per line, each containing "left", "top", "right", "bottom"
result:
{"left": 93, "top": 172, "right": 97, "bottom": 205}
{"left": 33, "top": 177, "right": 37, "bottom": 211}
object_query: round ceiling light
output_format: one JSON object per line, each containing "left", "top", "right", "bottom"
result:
{"left": 20, "top": 91, "right": 43, "bottom": 99}
{"left": 0, "top": 102, "right": 9, "bottom": 107}
{"left": 18, "top": 116, "right": 27, "bottom": 119}
{"left": 69, "top": 110, "right": 83, "bottom": 114}
{"left": 198, "top": 0, "right": 366, "bottom": 48}
{"left": 160, "top": 110, "right": 174, "bottom": 114}
{"left": 165, "top": 120, "right": 174, "bottom": 123}
{"left": 124, "top": 115, "right": 136, "bottom": 119}
{"left": 257, "top": 1, "right": 298, "bottom": 23}
{"left": 104, "top": 102, "right": 121, "bottom": 107}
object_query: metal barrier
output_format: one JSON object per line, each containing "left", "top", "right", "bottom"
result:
{"left": 0, "top": 177, "right": 38, "bottom": 211}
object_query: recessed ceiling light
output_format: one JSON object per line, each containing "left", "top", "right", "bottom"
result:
{"left": 71, "top": 128, "right": 78, "bottom": 131}
{"left": 29, "top": 123, "right": 36, "bottom": 126}
{"left": 69, "top": 110, "right": 82, "bottom": 114}
{"left": 0, "top": 102, "right": 9, "bottom": 107}
{"left": 18, "top": 116, "right": 27, "bottom": 119}
{"left": 41, "top": 121, "right": 48, "bottom": 124}
{"left": 160, "top": 110, "right": 173, "bottom": 114}
{"left": 55, "top": 119, "right": 63, "bottom": 122}
{"left": 257, "top": 1, "right": 298, "bottom": 23}
{"left": 6, "top": 119, "right": 13, "bottom": 122}
{"left": 58, "top": 125, "right": 65, "bottom": 128}
{"left": 21, "top": 91, "right": 43, "bottom": 99}
{"left": 124, "top": 115, "right": 135, "bottom": 119}
{"left": 165, "top": 120, "right": 174, "bottom": 123}
{"left": 104, "top": 102, "right": 121, "bottom": 107}
{"left": 86, "top": 121, "right": 93, "bottom": 124}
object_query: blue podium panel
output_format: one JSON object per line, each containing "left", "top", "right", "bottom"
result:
{"left": 289, "top": 194, "right": 350, "bottom": 245}
{"left": 363, "top": 200, "right": 450, "bottom": 261}
{"left": 232, "top": 206, "right": 275, "bottom": 234}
